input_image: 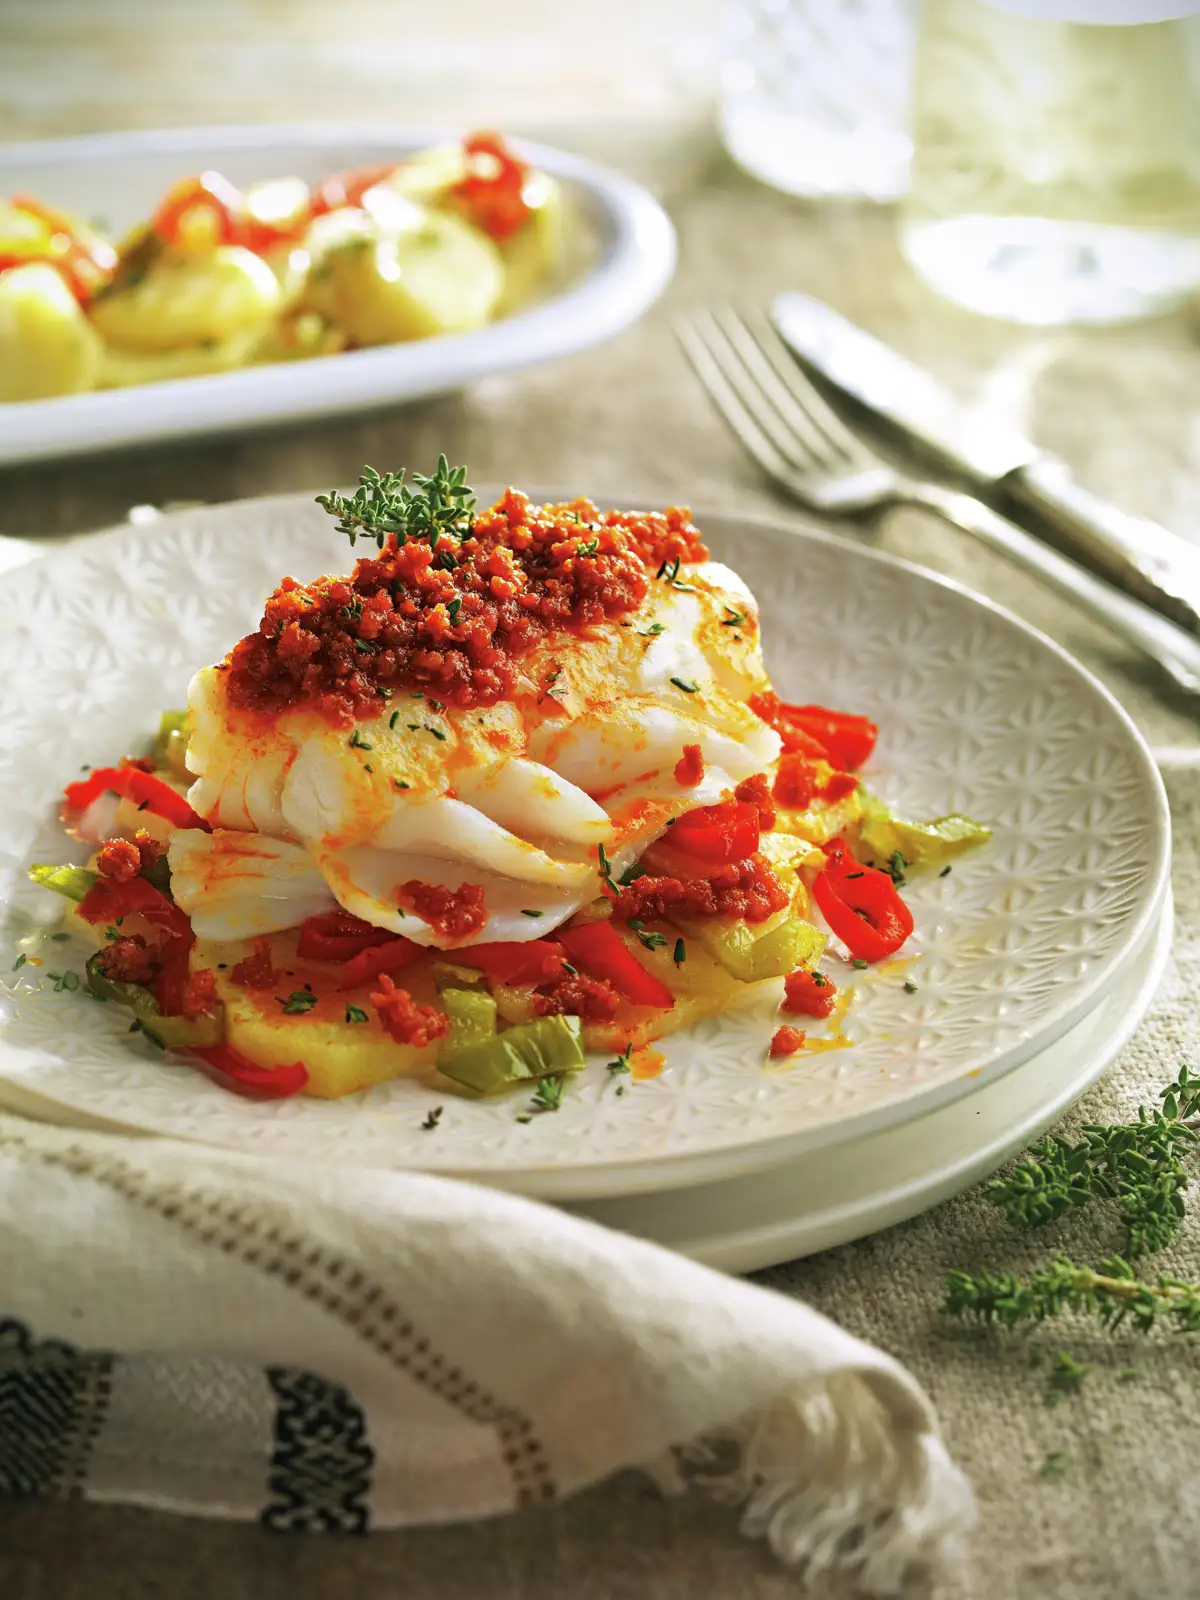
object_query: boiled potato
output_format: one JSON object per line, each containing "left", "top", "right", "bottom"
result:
{"left": 495, "top": 175, "right": 566, "bottom": 315}
{"left": 0, "top": 263, "right": 102, "bottom": 401}
{"left": 98, "top": 327, "right": 264, "bottom": 388}
{"left": 307, "top": 209, "right": 502, "bottom": 344}
{"left": 90, "top": 243, "right": 282, "bottom": 353}
{"left": 198, "top": 932, "right": 441, "bottom": 1099}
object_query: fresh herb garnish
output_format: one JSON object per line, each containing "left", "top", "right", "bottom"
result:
{"left": 721, "top": 607, "right": 746, "bottom": 627}
{"left": 426, "top": 726, "right": 447, "bottom": 741}
{"left": 619, "top": 863, "right": 648, "bottom": 886}
{"left": 1036, "top": 1451, "right": 1070, "bottom": 1481}
{"left": 349, "top": 730, "right": 372, "bottom": 750}
{"left": 12, "top": 953, "right": 26, "bottom": 971}
{"left": 656, "top": 556, "right": 681, "bottom": 583}
{"left": 394, "top": 779, "right": 411, "bottom": 790}
{"left": 673, "top": 938, "right": 686, "bottom": 965}
{"left": 316, "top": 457, "right": 476, "bottom": 551}
{"left": 940, "top": 865, "right": 953, "bottom": 878}
{"left": 523, "top": 1076, "right": 567, "bottom": 1117}
{"left": 1045, "top": 1351, "right": 1090, "bottom": 1405}
{"left": 670, "top": 677, "right": 698, "bottom": 694}
{"left": 47, "top": 970, "right": 80, "bottom": 992}
{"left": 389, "top": 711, "right": 401, "bottom": 729}
{"left": 422, "top": 1105, "right": 444, "bottom": 1131}
{"left": 607, "top": 1045, "right": 633, "bottom": 1077}
{"left": 639, "top": 623, "right": 666, "bottom": 637}
{"left": 886, "top": 850, "right": 908, "bottom": 886}
{"left": 903, "top": 978, "right": 919, "bottom": 994}
{"left": 633, "top": 928, "right": 667, "bottom": 952}
{"left": 50, "top": 932, "right": 70, "bottom": 943}
{"left": 851, "top": 958, "right": 869, "bottom": 970}
{"left": 279, "top": 991, "right": 318, "bottom": 1015}
{"left": 447, "top": 598, "right": 461, "bottom": 625}
{"left": 521, "top": 909, "right": 543, "bottom": 918}
{"left": 597, "top": 843, "right": 619, "bottom": 894}
{"left": 577, "top": 537, "right": 599, "bottom": 557}
{"left": 344, "top": 1004, "right": 369, "bottom": 1024}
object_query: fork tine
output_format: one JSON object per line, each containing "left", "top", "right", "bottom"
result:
{"left": 680, "top": 311, "right": 827, "bottom": 477}
{"left": 709, "top": 306, "right": 856, "bottom": 473}
{"left": 718, "top": 306, "right": 879, "bottom": 471}
{"left": 675, "top": 316, "right": 800, "bottom": 495}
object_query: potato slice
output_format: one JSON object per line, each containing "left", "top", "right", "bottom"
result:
{"left": 0, "top": 263, "right": 102, "bottom": 400}
{"left": 307, "top": 209, "right": 502, "bottom": 344}
{"left": 90, "top": 244, "right": 281, "bottom": 353}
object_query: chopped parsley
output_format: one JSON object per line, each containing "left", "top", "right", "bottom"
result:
{"left": 607, "top": 1045, "right": 633, "bottom": 1077}
{"left": 851, "top": 958, "right": 870, "bottom": 971}
{"left": 344, "top": 1004, "right": 369, "bottom": 1024}
{"left": 903, "top": 978, "right": 919, "bottom": 994}
{"left": 639, "top": 622, "right": 666, "bottom": 637}
{"left": 279, "top": 991, "right": 319, "bottom": 1014}
{"left": 348, "top": 730, "right": 372, "bottom": 750}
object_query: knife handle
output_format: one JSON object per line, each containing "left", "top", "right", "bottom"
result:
{"left": 905, "top": 480, "right": 1200, "bottom": 701}
{"left": 1007, "top": 457, "right": 1200, "bottom": 639}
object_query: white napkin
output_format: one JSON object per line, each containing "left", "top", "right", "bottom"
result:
{"left": 0, "top": 1110, "right": 973, "bottom": 1590}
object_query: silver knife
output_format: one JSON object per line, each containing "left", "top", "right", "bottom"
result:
{"left": 772, "top": 291, "right": 1200, "bottom": 639}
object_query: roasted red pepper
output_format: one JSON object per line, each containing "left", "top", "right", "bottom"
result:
{"left": 296, "top": 909, "right": 398, "bottom": 963}
{"left": 150, "top": 171, "right": 245, "bottom": 247}
{"left": 819, "top": 771, "right": 860, "bottom": 803}
{"left": 4, "top": 194, "right": 117, "bottom": 305}
{"left": 666, "top": 799, "right": 761, "bottom": 868}
{"left": 769, "top": 1025, "right": 807, "bottom": 1058}
{"left": 453, "top": 939, "right": 567, "bottom": 988}
{"left": 337, "top": 936, "right": 424, "bottom": 991}
{"left": 76, "top": 874, "right": 191, "bottom": 939}
{"left": 558, "top": 921, "right": 675, "bottom": 1010}
{"left": 785, "top": 704, "right": 876, "bottom": 771}
{"left": 191, "top": 1044, "right": 308, "bottom": 1099}
{"left": 450, "top": 131, "right": 533, "bottom": 241}
{"left": 813, "top": 842, "right": 913, "bottom": 963}
{"left": 772, "top": 752, "right": 821, "bottom": 811}
{"left": 748, "top": 691, "right": 832, "bottom": 759}
{"left": 64, "top": 766, "right": 210, "bottom": 832}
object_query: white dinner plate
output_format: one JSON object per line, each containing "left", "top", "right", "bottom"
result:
{"left": 571, "top": 891, "right": 1174, "bottom": 1271}
{"left": 0, "top": 493, "right": 1170, "bottom": 1200}
{"left": 0, "top": 125, "right": 676, "bottom": 465}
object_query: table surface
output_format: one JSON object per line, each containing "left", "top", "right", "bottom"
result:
{"left": 5, "top": 7, "right": 1200, "bottom": 1599}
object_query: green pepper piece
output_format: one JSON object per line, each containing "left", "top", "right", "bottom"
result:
{"left": 152, "top": 709, "right": 191, "bottom": 780}
{"left": 857, "top": 790, "right": 991, "bottom": 871}
{"left": 28, "top": 863, "right": 99, "bottom": 903}
{"left": 672, "top": 913, "right": 826, "bottom": 983}
{"left": 85, "top": 953, "right": 223, "bottom": 1049}
{"left": 439, "top": 987, "right": 498, "bottom": 1055}
{"left": 438, "top": 1013, "right": 584, "bottom": 1096}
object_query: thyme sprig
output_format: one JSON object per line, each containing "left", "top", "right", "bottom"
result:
{"left": 985, "top": 1064, "right": 1200, "bottom": 1256}
{"left": 316, "top": 458, "right": 476, "bottom": 551}
{"left": 944, "top": 1256, "right": 1200, "bottom": 1336}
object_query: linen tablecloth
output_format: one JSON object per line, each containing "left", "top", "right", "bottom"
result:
{"left": 3, "top": 149, "right": 1200, "bottom": 1600}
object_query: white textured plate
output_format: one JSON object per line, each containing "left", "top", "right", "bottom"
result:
{"left": 0, "top": 125, "right": 676, "bottom": 465}
{"left": 0, "top": 495, "right": 1170, "bottom": 1200}
{"left": 572, "top": 892, "right": 1174, "bottom": 1271}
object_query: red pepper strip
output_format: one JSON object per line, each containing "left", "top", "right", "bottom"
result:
{"left": 191, "top": 1044, "right": 308, "bottom": 1100}
{"left": 6, "top": 194, "right": 117, "bottom": 305}
{"left": 150, "top": 171, "right": 245, "bottom": 247}
{"left": 819, "top": 771, "right": 860, "bottom": 803}
{"left": 452, "top": 939, "right": 567, "bottom": 988}
{"left": 667, "top": 799, "right": 761, "bottom": 869}
{"left": 782, "top": 705, "right": 877, "bottom": 772}
{"left": 337, "top": 937, "right": 425, "bottom": 991}
{"left": 296, "top": 909, "right": 399, "bottom": 963}
{"left": 748, "top": 691, "right": 832, "bottom": 760}
{"left": 813, "top": 857, "right": 913, "bottom": 964}
{"left": 77, "top": 874, "right": 191, "bottom": 938}
{"left": 310, "top": 162, "right": 399, "bottom": 217}
{"left": 558, "top": 922, "right": 675, "bottom": 1010}
{"left": 63, "top": 766, "right": 211, "bottom": 832}
{"left": 450, "top": 131, "right": 533, "bottom": 241}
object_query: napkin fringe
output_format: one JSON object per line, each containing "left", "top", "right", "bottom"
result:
{"left": 666, "top": 1370, "right": 975, "bottom": 1594}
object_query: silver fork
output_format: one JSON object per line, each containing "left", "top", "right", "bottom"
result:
{"left": 677, "top": 306, "right": 1200, "bottom": 699}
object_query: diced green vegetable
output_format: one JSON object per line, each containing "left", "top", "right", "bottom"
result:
{"left": 439, "top": 987, "right": 498, "bottom": 1055}
{"left": 673, "top": 913, "right": 826, "bottom": 983}
{"left": 152, "top": 710, "right": 191, "bottom": 779}
{"left": 438, "top": 1014, "right": 584, "bottom": 1096}
{"left": 857, "top": 790, "right": 991, "bottom": 871}
{"left": 29, "top": 863, "right": 99, "bottom": 903}
{"left": 85, "top": 953, "right": 223, "bottom": 1049}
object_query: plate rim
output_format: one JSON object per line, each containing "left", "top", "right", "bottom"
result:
{"left": 0, "top": 123, "right": 677, "bottom": 464}
{"left": 0, "top": 490, "right": 1172, "bottom": 1198}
